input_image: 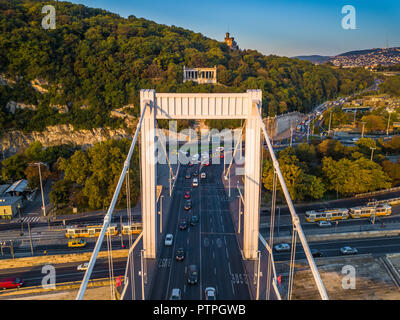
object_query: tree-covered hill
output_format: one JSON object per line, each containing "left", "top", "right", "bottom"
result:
{"left": 0, "top": 0, "right": 374, "bottom": 133}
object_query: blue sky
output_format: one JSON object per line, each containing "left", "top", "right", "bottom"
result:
{"left": 68, "top": 0, "right": 400, "bottom": 57}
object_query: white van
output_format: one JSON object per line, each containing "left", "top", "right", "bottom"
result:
{"left": 192, "top": 178, "right": 198, "bottom": 187}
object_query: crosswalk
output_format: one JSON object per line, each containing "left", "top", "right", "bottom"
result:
{"left": 16, "top": 216, "right": 40, "bottom": 223}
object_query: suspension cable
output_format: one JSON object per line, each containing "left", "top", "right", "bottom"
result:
{"left": 256, "top": 105, "right": 328, "bottom": 300}
{"left": 126, "top": 167, "right": 135, "bottom": 300}
{"left": 155, "top": 122, "right": 175, "bottom": 180}
{"left": 106, "top": 229, "right": 115, "bottom": 299}
{"left": 126, "top": 168, "right": 132, "bottom": 249}
{"left": 224, "top": 120, "right": 246, "bottom": 180}
{"left": 287, "top": 226, "right": 297, "bottom": 300}
{"left": 266, "top": 169, "right": 277, "bottom": 300}
{"left": 76, "top": 103, "right": 148, "bottom": 300}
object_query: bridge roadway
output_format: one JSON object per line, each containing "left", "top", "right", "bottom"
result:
{"left": 150, "top": 157, "right": 250, "bottom": 300}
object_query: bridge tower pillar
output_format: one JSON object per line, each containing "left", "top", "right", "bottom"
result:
{"left": 140, "top": 89, "right": 158, "bottom": 259}
{"left": 243, "top": 90, "right": 262, "bottom": 260}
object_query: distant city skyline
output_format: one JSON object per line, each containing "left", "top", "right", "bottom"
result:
{"left": 69, "top": 0, "right": 400, "bottom": 57}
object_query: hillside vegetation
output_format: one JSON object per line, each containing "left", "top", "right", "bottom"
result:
{"left": 0, "top": 0, "right": 374, "bottom": 133}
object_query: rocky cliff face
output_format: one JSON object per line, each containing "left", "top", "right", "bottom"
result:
{"left": 0, "top": 124, "right": 133, "bottom": 157}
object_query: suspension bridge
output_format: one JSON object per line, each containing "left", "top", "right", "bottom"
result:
{"left": 75, "top": 89, "right": 328, "bottom": 300}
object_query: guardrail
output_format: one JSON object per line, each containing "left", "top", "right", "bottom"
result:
{"left": 0, "top": 276, "right": 123, "bottom": 297}
{"left": 355, "top": 186, "right": 400, "bottom": 198}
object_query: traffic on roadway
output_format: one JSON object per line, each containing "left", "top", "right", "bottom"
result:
{"left": 150, "top": 150, "right": 250, "bottom": 300}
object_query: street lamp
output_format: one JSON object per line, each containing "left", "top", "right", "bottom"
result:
{"left": 28, "top": 162, "right": 47, "bottom": 217}
{"left": 370, "top": 147, "right": 376, "bottom": 161}
{"left": 159, "top": 195, "right": 163, "bottom": 233}
{"left": 361, "top": 122, "right": 366, "bottom": 138}
{"left": 387, "top": 109, "right": 394, "bottom": 136}
{"left": 290, "top": 126, "right": 293, "bottom": 146}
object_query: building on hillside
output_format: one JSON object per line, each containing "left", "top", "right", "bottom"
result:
{"left": 5, "top": 179, "right": 29, "bottom": 198}
{"left": 0, "top": 196, "right": 23, "bottom": 220}
{"left": 183, "top": 66, "right": 217, "bottom": 84}
{"left": 224, "top": 32, "right": 239, "bottom": 50}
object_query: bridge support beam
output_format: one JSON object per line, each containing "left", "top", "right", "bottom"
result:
{"left": 140, "top": 90, "right": 158, "bottom": 259}
{"left": 243, "top": 91, "right": 262, "bottom": 260}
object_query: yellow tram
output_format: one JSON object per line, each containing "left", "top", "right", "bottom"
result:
{"left": 121, "top": 222, "right": 143, "bottom": 235}
{"left": 305, "top": 208, "right": 349, "bottom": 222}
{"left": 348, "top": 204, "right": 392, "bottom": 219}
{"left": 65, "top": 223, "right": 119, "bottom": 238}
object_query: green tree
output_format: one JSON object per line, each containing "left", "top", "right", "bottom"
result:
{"left": 1, "top": 154, "right": 27, "bottom": 182}
{"left": 322, "top": 157, "right": 391, "bottom": 196}
{"left": 49, "top": 179, "right": 73, "bottom": 206}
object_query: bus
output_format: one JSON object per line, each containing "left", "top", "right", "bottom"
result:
{"left": 121, "top": 222, "right": 143, "bottom": 235}
{"left": 348, "top": 204, "right": 392, "bottom": 219}
{"left": 305, "top": 208, "right": 349, "bottom": 222}
{"left": 65, "top": 223, "right": 119, "bottom": 238}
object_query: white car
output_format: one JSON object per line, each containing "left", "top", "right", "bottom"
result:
{"left": 205, "top": 287, "right": 216, "bottom": 300}
{"left": 200, "top": 172, "right": 206, "bottom": 179}
{"left": 192, "top": 178, "right": 198, "bottom": 187}
{"left": 165, "top": 234, "right": 173, "bottom": 246}
{"left": 170, "top": 288, "right": 181, "bottom": 300}
{"left": 274, "top": 243, "right": 290, "bottom": 252}
{"left": 77, "top": 262, "right": 89, "bottom": 271}
{"left": 340, "top": 246, "right": 358, "bottom": 255}
{"left": 318, "top": 221, "right": 332, "bottom": 227}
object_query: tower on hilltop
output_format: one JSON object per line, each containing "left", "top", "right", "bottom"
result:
{"left": 224, "top": 32, "right": 239, "bottom": 50}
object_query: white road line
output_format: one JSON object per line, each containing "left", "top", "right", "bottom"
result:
{"left": 231, "top": 281, "right": 235, "bottom": 295}
{"left": 226, "top": 247, "right": 229, "bottom": 259}
{"left": 228, "top": 262, "right": 232, "bottom": 275}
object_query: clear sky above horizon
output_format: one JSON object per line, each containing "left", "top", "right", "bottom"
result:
{"left": 68, "top": 0, "right": 400, "bottom": 57}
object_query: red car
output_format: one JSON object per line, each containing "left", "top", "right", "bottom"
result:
{"left": 0, "top": 277, "right": 23, "bottom": 290}
{"left": 184, "top": 191, "right": 190, "bottom": 199}
{"left": 220, "top": 153, "right": 224, "bottom": 159}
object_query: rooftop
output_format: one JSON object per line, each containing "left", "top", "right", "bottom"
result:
{"left": 5, "top": 179, "right": 28, "bottom": 194}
